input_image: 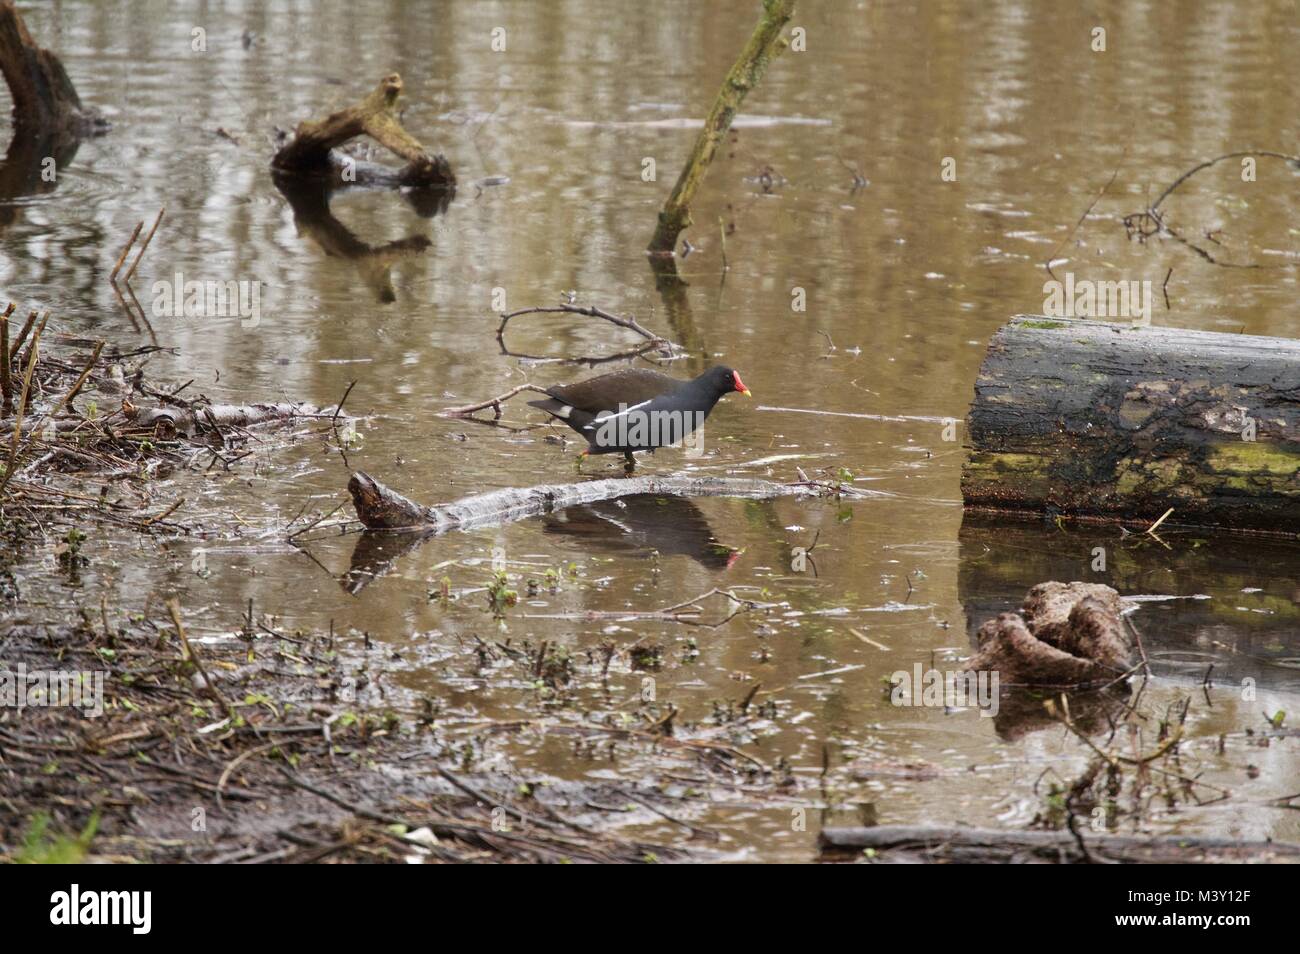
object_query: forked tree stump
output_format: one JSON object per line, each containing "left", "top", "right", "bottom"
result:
{"left": 0, "top": 0, "right": 104, "bottom": 133}
{"left": 272, "top": 73, "right": 454, "bottom": 189}
{"left": 963, "top": 315, "right": 1300, "bottom": 534}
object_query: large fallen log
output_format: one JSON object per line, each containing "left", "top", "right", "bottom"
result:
{"left": 348, "top": 470, "right": 818, "bottom": 534}
{"left": 963, "top": 315, "right": 1300, "bottom": 535}
{"left": 272, "top": 73, "right": 453, "bottom": 190}
{"left": 818, "top": 825, "right": 1300, "bottom": 864}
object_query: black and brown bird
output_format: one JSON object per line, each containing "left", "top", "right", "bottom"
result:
{"left": 528, "top": 366, "right": 751, "bottom": 467}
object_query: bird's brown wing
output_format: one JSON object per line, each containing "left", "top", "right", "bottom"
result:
{"left": 546, "top": 369, "right": 682, "bottom": 413}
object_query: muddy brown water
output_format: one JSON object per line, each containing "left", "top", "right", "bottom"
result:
{"left": 2, "top": 1, "right": 1298, "bottom": 861}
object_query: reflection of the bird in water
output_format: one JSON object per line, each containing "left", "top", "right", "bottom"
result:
{"left": 541, "top": 494, "right": 740, "bottom": 570}
{"left": 272, "top": 172, "right": 448, "bottom": 303}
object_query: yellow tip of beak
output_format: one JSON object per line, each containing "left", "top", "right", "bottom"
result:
{"left": 739, "top": 387, "right": 752, "bottom": 397}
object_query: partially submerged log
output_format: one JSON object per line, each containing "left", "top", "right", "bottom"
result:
{"left": 348, "top": 470, "right": 816, "bottom": 534}
{"left": 818, "top": 825, "right": 1300, "bottom": 864}
{"left": 963, "top": 315, "right": 1300, "bottom": 534}
{"left": 272, "top": 73, "right": 453, "bottom": 190}
{"left": 962, "top": 582, "right": 1132, "bottom": 687}
{"left": 0, "top": 0, "right": 105, "bottom": 134}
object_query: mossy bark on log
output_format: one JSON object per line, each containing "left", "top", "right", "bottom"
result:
{"left": 646, "top": 0, "right": 796, "bottom": 255}
{"left": 272, "top": 73, "right": 454, "bottom": 189}
{"left": 963, "top": 315, "right": 1300, "bottom": 534}
{"left": 0, "top": 0, "right": 103, "bottom": 133}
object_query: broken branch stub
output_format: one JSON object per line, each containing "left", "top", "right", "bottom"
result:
{"left": 272, "top": 73, "right": 454, "bottom": 189}
{"left": 0, "top": 0, "right": 105, "bottom": 134}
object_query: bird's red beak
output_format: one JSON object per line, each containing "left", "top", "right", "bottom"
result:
{"left": 733, "top": 371, "right": 751, "bottom": 397}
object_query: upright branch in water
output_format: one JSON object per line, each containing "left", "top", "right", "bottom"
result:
{"left": 272, "top": 73, "right": 454, "bottom": 189}
{"left": 646, "top": 0, "right": 796, "bottom": 255}
{"left": 0, "top": 0, "right": 105, "bottom": 134}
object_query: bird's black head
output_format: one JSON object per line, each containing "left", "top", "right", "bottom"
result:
{"left": 702, "top": 365, "right": 752, "bottom": 398}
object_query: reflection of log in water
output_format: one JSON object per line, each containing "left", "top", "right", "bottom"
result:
{"left": 273, "top": 174, "right": 440, "bottom": 303}
{"left": 0, "top": 127, "right": 80, "bottom": 230}
{"left": 0, "top": 0, "right": 106, "bottom": 231}
{"left": 542, "top": 495, "right": 741, "bottom": 570}
{"left": 958, "top": 512, "right": 1300, "bottom": 691}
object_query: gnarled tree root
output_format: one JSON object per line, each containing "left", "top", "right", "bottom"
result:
{"left": 962, "top": 582, "right": 1133, "bottom": 687}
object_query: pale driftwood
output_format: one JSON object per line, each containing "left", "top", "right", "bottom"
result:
{"left": 272, "top": 73, "right": 453, "bottom": 189}
{"left": 963, "top": 315, "right": 1300, "bottom": 534}
{"left": 818, "top": 825, "right": 1300, "bottom": 864}
{"left": 124, "top": 401, "right": 333, "bottom": 439}
{"left": 348, "top": 470, "right": 816, "bottom": 534}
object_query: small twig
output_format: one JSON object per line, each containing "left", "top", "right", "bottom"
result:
{"left": 329, "top": 379, "right": 357, "bottom": 468}
{"left": 8, "top": 310, "right": 38, "bottom": 360}
{"left": 0, "top": 302, "right": 12, "bottom": 414}
{"left": 1045, "top": 155, "right": 1124, "bottom": 280}
{"left": 142, "top": 497, "right": 185, "bottom": 526}
{"left": 439, "top": 383, "right": 550, "bottom": 418}
{"left": 0, "top": 313, "right": 47, "bottom": 501}
{"left": 1146, "top": 507, "right": 1174, "bottom": 535}
{"left": 123, "top": 207, "right": 165, "bottom": 285}
{"left": 110, "top": 220, "right": 144, "bottom": 283}
{"left": 495, "top": 303, "right": 684, "bottom": 362}
{"left": 718, "top": 215, "right": 729, "bottom": 275}
{"left": 167, "top": 597, "right": 236, "bottom": 725}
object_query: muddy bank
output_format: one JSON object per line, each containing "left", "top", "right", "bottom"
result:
{"left": 0, "top": 604, "right": 695, "bottom": 862}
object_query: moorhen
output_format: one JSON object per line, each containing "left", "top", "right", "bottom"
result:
{"left": 528, "top": 366, "right": 751, "bottom": 467}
